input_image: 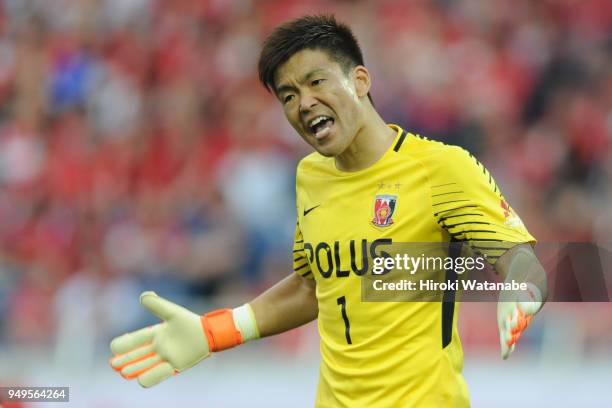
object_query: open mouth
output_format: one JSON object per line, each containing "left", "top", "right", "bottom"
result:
{"left": 308, "top": 115, "right": 335, "bottom": 139}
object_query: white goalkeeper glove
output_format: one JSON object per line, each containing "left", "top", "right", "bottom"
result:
{"left": 497, "top": 283, "right": 542, "bottom": 359}
{"left": 110, "top": 291, "right": 259, "bottom": 387}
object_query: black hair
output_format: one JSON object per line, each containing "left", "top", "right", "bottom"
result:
{"left": 258, "top": 15, "right": 371, "bottom": 101}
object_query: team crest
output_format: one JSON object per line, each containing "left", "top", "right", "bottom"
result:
{"left": 372, "top": 194, "right": 397, "bottom": 227}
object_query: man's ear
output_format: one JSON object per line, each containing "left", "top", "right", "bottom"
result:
{"left": 353, "top": 66, "right": 371, "bottom": 99}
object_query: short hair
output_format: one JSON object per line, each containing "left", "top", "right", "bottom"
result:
{"left": 258, "top": 15, "right": 369, "bottom": 98}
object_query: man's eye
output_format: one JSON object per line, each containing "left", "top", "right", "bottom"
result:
{"left": 311, "top": 79, "right": 324, "bottom": 86}
{"left": 283, "top": 94, "right": 294, "bottom": 103}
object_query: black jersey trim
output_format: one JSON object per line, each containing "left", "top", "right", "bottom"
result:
{"left": 294, "top": 263, "right": 310, "bottom": 272}
{"left": 433, "top": 205, "right": 478, "bottom": 217}
{"left": 431, "top": 191, "right": 464, "bottom": 198}
{"left": 442, "top": 239, "right": 462, "bottom": 349}
{"left": 432, "top": 199, "right": 470, "bottom": 207}
{"left": 437, "top": 213, "right": 483, "bottom": 223}
{"left": 393, "top": 130, "right": 408, "bottom": 152}
{"left": 443, "top": 221, "right": 492, "bottom": 229}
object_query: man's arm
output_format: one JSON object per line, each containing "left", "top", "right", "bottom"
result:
{"left": 109, "top": 273, "right": 317, "bottom": 387}
{"left": 251, "top": 273, "right": 318, "bottom": 337}
{"left": 494, "top": 243, "right": 548, "bottom": 359}
{"left": 495, "top": 243, "right": 548, "bottom": 303}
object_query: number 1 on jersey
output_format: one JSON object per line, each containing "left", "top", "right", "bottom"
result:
{"left": 337, "top": 296, "right": 352, "bottom": 344}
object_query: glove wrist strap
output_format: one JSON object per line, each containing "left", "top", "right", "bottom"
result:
{"left": 525, "top": 282, "right": 542, "bottom": 303}
{"left": 201, "top": 309, "right": 243, "bottom": 352}
{"left": 201, "top": 304, "right": 260, "bottom": 352}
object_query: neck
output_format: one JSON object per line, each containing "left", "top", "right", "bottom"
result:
{"left": 335, "top": 107, "right": 396, "bottom": 172}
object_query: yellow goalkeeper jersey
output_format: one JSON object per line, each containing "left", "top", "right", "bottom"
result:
{"left": 292, "top": 125, "right": 535, "bottom": 408}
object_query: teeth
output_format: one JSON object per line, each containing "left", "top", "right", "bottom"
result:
{"left": 309, "top": 116, "right": 330, "bottom": 128}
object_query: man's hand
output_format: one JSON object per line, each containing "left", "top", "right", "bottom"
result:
{"left": 497, "top": 285, "right": 542, "bottom": 359}
{"left": 110, "top": 291, "right": 211, "bottom": 387}
{"left": 494, "top": 244, "right": 547, "bottom": 359}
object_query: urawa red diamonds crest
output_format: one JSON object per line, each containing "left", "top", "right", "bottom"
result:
{"left": 372, "top": 194, "right": 397, "bottom": 227}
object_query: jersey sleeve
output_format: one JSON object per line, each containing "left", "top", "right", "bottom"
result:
{"left": 293, "top": 221, "right": 313, "bottom": 279}
{"left": 429, "top": 146, "right": 535, "bottom": 264}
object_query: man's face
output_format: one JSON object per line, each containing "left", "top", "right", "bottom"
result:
{"left": 274, "top": 49, "right": 364, "bottom": 157}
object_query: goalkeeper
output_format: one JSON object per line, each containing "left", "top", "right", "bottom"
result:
{"left": 110, "top": 15, "right": 548, "bottom": 407}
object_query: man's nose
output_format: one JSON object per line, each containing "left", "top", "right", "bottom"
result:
{"left": 299, "top": 93, "right": 318, "bottom": 114}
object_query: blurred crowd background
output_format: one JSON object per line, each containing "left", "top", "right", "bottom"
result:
{"left": 0, "top": 0, "right": 610, "bottom": 406}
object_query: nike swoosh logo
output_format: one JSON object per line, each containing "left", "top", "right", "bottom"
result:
{"left": 303, "top": 205, "right": 321, "bottom": 216}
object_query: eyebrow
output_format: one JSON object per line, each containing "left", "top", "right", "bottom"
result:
{"left": 275, "top": 68, "right": 327, "bottom": 95}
